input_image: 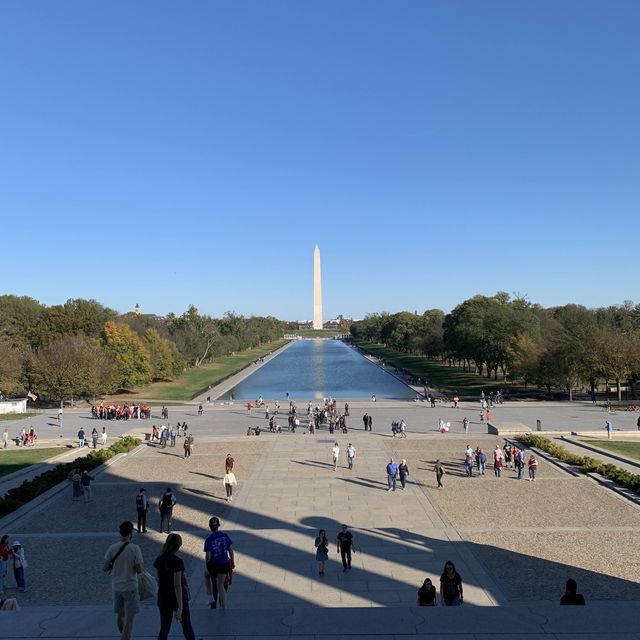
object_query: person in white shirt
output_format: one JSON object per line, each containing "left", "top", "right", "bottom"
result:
{"left": 332, "top": 443, "right": 340, "bottom": 471}
{"left": 346, "top": 444, "right": 356, "bottom": 470}
{"left": 103, "top": 521, "right": 144, "bottom": 640}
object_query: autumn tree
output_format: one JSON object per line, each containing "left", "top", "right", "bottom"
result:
{"left": 102, "top": 321, "right": 153, "bottom": 389}
{"left": 33, "top": 335, "right": 118, "bottom": 402}
{"left": 145, "top": 328, "right": 184, "bottom": 380}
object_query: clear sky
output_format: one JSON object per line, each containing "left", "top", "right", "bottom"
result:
{"left": 1, "top": 1, "right": 638, "bottom": 320}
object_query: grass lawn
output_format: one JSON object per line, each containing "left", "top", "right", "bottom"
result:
{"left": 0, "top": 447, "right": 68, "bottom": 478}
{"left": 579, "top": 440, "right": 640, "bottom": 461}
{"left": 106, "top": 339, "right": 289, "bottom": 402}
{"left": 0, "top": 412, "right": 37, "bottom": 422}
{"left": 353, "top": 341, "right": 517, "bottom": 397}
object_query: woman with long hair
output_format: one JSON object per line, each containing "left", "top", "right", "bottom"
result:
{"left": 439, "top": 560, "right": 463, "bottom": 605}
{"left": 314, "top": 529, "right": 329, "bottom": 576}
{"left": 153, "top": 534, "right": 195, "bottom": 640}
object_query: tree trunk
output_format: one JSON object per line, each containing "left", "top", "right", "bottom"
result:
{"left": 569, "top": 387, "right": 573, "bottom": 402}
{"left": 617, "top": 378, "right": 622, "bottom": 402}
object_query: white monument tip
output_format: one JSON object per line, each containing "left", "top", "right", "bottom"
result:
{"left": 313, "top": 244, "right": 323, "bottom": 330}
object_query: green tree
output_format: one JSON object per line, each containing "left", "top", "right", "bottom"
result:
{"left": 145, "top": 328, "right": 184, "bottom": 380}
{"left": 103, "top": 321, "right": 153, "bottom": 389}
{"left": 0, "top": 339, "right": 25, "bottom": 397}
{"left": 32, "top": 335, "right": 117, "bottom": 402}
{"left": 0, "top": 295, "right": 46, "bottom": 351}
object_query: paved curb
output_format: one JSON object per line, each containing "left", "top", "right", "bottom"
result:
{"left": 585, "top": 471, "right": 640, "bottom": 507}
{"left": 0, "top": 444, "right": 145, "bottom": 531}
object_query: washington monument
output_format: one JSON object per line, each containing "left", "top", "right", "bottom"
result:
{"left": 313, "top": 244, "right": 323, "bottom": 329}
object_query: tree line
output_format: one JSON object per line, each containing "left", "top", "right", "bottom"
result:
{"left": 0, "top": 296, "right": 285, "bottom": 402}
{"left": 350, "top": 293, "right": 640, "bottom": 400}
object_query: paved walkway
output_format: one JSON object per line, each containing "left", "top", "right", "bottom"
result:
{"left": 1, "top": 421, "right": 639, "bottom": 638}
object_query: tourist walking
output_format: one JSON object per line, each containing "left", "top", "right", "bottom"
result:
{"left": 464, "top": 446, "right": 474, "bottom": 477}
{"left": 103, "top": 521, "right": 144, "bottom": 640}
{"left": 81, "top": 470, "right": 95, "bottom": 502}
{"left": 417, "top": 577, "right": 437, "bottom": 606}
{"left": 69, "top": 468, "right": 83, "bottom": 501}
{"left": 101, "top": 425, "right": 108, "bottom": 446}
{"left": 136, "top": 488, "right": 149, "bottom": 533}
{"left": 528, "top": 454, "right": 538, "bottom": 481}
{"left": 224, "top": 468, "right": 237, "bottom": 502}
{"left": 204, "top": 516, "right": 235, "bottom": 609}
{"left": 440, "top": 561, "right": 463, "bottom": 605}
{"left": 493, "top": 446, "right": 504, "bottom": 477}
{"left": 183, "top": 434, "right": 194, "bottom": 458}
{"left": 368, "top": 414, "right": 373, "bottom": 431}
{"left": 515, "top": 448, "right": 526, "bottom": 480}
{"left": 225, "top": 454, "right": 234, "bottom": 473}
{"left": 11, "top": 541, "right": 27, "bottom": 592}
{"left": 399, "top": 459, "right": 410, "bottom": 489}
{"left": 2, "top": 428, "right": 8, "bottom": 449}
{"left": 159, "top": 488, "right": 176, "bottom": 533}
{"left": 346, "top": 443, "right": 356, "bottom": 470}
{"left": 153, "top": 533, "right": 196, "bottom": 640}
{"left": 386, "top": 458, "right": 398, "bottom": 491}
{"left": 605, "top": 420, "right": 613, "bottom": 440}
{"left": 91, "top": 428, "right": 99, "bottom": 448}
{"left": 399, "top": 419, "right": 407, "bottom": 438}
{"left": 462, "top": 417, "right": 469, "bottom": 433}
{"left": 336, "top": 524, "right": 356, "bottom": 572}
{"left": 332, "top": 442, "right": 340, "bottom": 471}
{"left": 78, "top": 428, "right": 86, "bottom": 447}
{"left": 476, "top": 448, "right": 486, "bottom": 475}
{"left": 433, "top": 460, "right": 445, "bottom": 488}
{"left": 503, "top": 442, "right": 513, "bottom": 468}
{"left": 362, "top": 413, "right": 368, "bottom": 431}
{"left": 314, "top": 529, "right": 329, "bottom": 575}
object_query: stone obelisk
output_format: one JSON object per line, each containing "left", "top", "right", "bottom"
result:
{"left": 313, "top": 244, "right": 323, "bottom": 329}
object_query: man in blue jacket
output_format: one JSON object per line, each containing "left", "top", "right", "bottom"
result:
{"left": 386, "top": 458, "right": 398, "bottom": 491}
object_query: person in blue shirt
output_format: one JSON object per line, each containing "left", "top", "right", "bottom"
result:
{"left": 204, "top": 517, "right": 235, "bottom": 609}
{"left": 386, "top": 458, "right": 399, "bottom": 491}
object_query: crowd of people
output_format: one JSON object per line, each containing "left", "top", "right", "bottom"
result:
{"left": 3, "top": 427, "right": 38, "bottom": 448}
{"left": 91, "top": 403, "right": 152, "bottom": 420}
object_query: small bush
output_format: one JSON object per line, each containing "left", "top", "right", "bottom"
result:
{"left": 0, "top": 436, "right": 140, "bottom": 518}
{"left": 518, "top": 434, "right": 640, "bottom": 495}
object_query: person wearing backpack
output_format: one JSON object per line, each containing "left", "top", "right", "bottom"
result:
{"left": 159, "top": 488, "right": 176, "bottom": 534}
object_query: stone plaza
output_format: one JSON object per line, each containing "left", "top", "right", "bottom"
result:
{"left": 1, "top": 397, "right": 640, "bottom": 638}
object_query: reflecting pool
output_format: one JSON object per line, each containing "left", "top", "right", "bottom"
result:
{"left": 219, "top": 339, "right": 414, "bottom": 400}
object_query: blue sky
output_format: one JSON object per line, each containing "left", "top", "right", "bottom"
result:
{"left": 1, "top": 0, "right": 638, "bottom": 320}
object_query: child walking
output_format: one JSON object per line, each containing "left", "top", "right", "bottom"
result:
{"left": 12, "top": 541, "right": 27, "bottom": 592}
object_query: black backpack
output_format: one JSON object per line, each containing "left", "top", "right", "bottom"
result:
{"left": 160, "top": 494, "right": 173, "bottom": 511}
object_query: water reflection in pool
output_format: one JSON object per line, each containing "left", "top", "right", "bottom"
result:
{"left": 220, "top": 339, "right": 414, "bottom": 400}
